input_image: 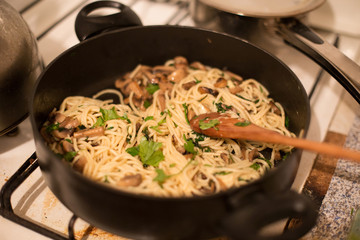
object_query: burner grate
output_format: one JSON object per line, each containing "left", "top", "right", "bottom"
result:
{"left": 0, "top": 152, "right": 78, "bottom": 240}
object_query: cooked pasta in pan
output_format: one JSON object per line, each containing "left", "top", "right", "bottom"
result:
{"left": 41, "top": 56, "right": 295, "bottom": 197}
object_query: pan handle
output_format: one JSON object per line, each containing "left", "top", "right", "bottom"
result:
{"left": 220, "top": 190, "right": 317, "bottom": 240}
{"left": 75, "top": 1, "right": 142, "bottom": 41}
{"left": 275, "top": 17, "right": 360, "bottom": 104}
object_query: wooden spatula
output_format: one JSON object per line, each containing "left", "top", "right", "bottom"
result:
{"left": 189, "top": 112, "right": 360, "bottom": 162}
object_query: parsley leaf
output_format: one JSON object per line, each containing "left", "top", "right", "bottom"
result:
{"left": 199, "top": 119, "right": 220, "bottom": 130}
{"left": 146, "top": 84, "right": 160, "bottom": 95}
{"left": 153, "top": 169, "right": 171, "bottom": 186}
{"left": 182, "top": 103, "right": 190, "bottom": 124}
{"left": 138, "top": 137, "right": 164, "bottom": 167}
{"left": 215, "top": 102, "right": 232, "bottom": 113}
{"left": 63, "top": 151, "right": 77, "bottom": 162}
{"left": 250, "top": 163, "right": 261, "bottom": 170}
{"left": 183, "top": 134, "right": 197, "bottom": 154}
{"left": 94, "top": 107, "right": 122, "bottom": 127}
{"left": 234, "top": 120, "right": 251, "bottom": 127}
{"left": 126, "top": 146, "right": 139, "bottom": 156}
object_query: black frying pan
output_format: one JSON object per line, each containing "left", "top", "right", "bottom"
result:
{"left": 30, "top": 2, "right": 315, "bottom": 239}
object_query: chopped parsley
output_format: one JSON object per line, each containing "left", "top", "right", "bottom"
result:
{"left": 250, "top": 163, "right": 261, "bottom": 170}
{"left": 234, "top": 120, "right": 251, "bottom": 127}
{"left": 183, "top": 134, "right": 197, "bottom": 155}
{"left": 146, "top": 84, "right": 160, "bottom": 95}
{"left": 63, "top": 151, "right": 77, "bottom": 162}
{"left": 199, "top": 119, "right": 220, "bottom": 130}
{"left": 215, "top": 102, "right": 232, "bottom": 113}
{"left": 182, "top": 103, "right": 190, "bottom": 124}
{"left": 144, "top": 116, "right": 154, "bottom": 121}
{"left": 153, "top": 169, "right": 171, "bottom": 187}
{"left": 144, "top": 100, "right": 152, "bottom": 109}
{"left": 126, "top": 137, "right": 164, "bottom": 167}
{"left": 93, "top": 107, "right": 130, "bottom": 127}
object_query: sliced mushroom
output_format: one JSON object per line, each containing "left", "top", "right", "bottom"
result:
{"left": 187, "top": 108, "right": 195, "bottom": 121}
{"left": 52, "top": 129, "right": 73, "bottom": 139}
{"left": 142, "top": 70, "right": 158, "bottom": 84}
{"left": 117, "top": 174, "right": 142, "bottom": 187}
{"left": 73, "top": 155, "right": 87, "bottom": 173}
{"left": 125, "top": 81, "right": 143, "bottom": 99}
{"left": 153, "top": 65, "right": 175, "bottom": 74}
{"left": 269, "top": 101, "right": 281, "bottom": 115}
{"left": 157, "top": 91, "right": 166, "bottom": 112}
{"left": 182, "top": 81, "right": 197, "bottom": 90}
{"left": 174, "top": 56, "right": 188, "bottom": 69}
{"left": 59, "top": 116, "right": 80, "bottom": 129}
{"left": 54, "top": 112, "right": 66, "bottom": 123}
{"left": 220, "top": 153, "right": 231, "bottom": 165}
{"left": 158, "top": 79, "right": 174, "bottom": 93}
{"left": 225, "top": 70, "right": 243, "bottom": 82}
{"left": 229, "top": 86, "right": 244, "bottom": 94}
{"left": 198, "top": 87, "right": 219, "bottom": 97}
{"left": 167, "top": 68, "right": 187, "bottom": 83}
{"left": 214, "top": 77, "right": 227, "bottom": 88}
{"left": 248, "top": 148, "right": 259, "bottom": 162}
{"left": 189, "top": 61, "right": 206, "bottom": 70}
{"left": 73, "top": 126, "right": 105, "bottom": 139}
{"left": 61, "top": 139, "right": 74, "bottom": 152}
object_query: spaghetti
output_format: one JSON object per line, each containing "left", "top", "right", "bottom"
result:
{"left": 41, "top": 56, "right": 295, "bottom": 197}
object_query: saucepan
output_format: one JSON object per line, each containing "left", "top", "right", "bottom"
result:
{"left": 190, "top": 0, "right": 360, "bottom": 104}
{"left": 30, "top": 1, "right": 315, "bottom": 239}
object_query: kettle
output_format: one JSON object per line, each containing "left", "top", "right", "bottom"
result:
{"left": 0, "top": 0, "right": 43, "bottom": 136}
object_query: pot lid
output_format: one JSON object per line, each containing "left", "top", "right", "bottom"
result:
{"left": 199, "top": 0, "right": 325, "bottom": 18}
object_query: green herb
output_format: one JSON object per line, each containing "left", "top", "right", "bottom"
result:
{"left": 104, "top": 175, "right": 109, "bottom": 183}
{"left": 153, "top": 169, "right": 171, "bottom": 186}
{"left": 234, "top": 120, "right": 251, "bottom": 127}
{"left": 63, "top": 151, "right": 77, "bottom": 162}
{"left": 93, "top": 107, "right": 123, "bottom": 127}
{"left": 144, "top": 116, "right": 154, "bottom": 121}
{"left": 236, "top": 94, "right": 252, "bottom": 102}
{"left": 215, "top": 102, "right": 232, "bottom": 113}
{"left": 199, "top": 119, "right": 220, "bottom": 130}
{"left": 146, "top": 84, "right": 160, "bottom": 95}
{"left": 250, "top": 163, "right": 261, "bottom": 170}
{"left": 78, "top": 124, "right": 86, "bottom": 130}
{"left": 119, "top": 113, "right": 131, "bottom": 123}
{"left": 93, "top": 117, "right": 105, "bottom": 127}
{"left": 182, "top": 103, "right": 190, "bottom": 124}
{"left": 169, "top": 163, "right": 176, "bottom": 168}
{"left": 194, "top": 77, "right": 201, "bottom": 84}
{"left": 214, "top": 171, "right": 232, "bottom": 175}
{"left": 144, "top": 100, "right": 152, "bottom": 109}
{"left": 139, "top": 137, "right": 164, "bottom": 167}
{"left": 198, "top": 95, "right": 208, "bottom": 102}
{"left": 126, "top": 146, "right": 140, "bottom": 156}
{"left": 107, "top": 126, "right": 114, "bottom": 130}
{"left": 46, "top": 123, "right": 60, "bottom": 132}
{"left": 142, "top": 127, "right": 150, "bottom": 140}
{"left": 285, "top": 115, "right": 290, "bottom": 129}
{"left": 65, "top": 138, "right": 72, "bottom": 143}
{"left": 183, "top": 134, "right": 197, "bottom": 154}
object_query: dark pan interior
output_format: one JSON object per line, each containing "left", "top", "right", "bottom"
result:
{"left": 30, "top": 25, "right": 310, "bottom": 239}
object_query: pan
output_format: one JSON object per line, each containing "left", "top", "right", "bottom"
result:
{"left": 190, "top": 0, "right": 360, "bottom": 104}
{"left": 30, "top": 1, "right": 315, "bottom": 239}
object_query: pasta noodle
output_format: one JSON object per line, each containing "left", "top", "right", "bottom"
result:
{"left": 41, "top": 57, "right": 295, "bottom": 197}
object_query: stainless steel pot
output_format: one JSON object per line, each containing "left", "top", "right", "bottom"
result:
{"left": 190, "top": 0, "right": 360, "bottom": 104}
{"left": 0, "top": 0, "right": 43, "bottom": 136}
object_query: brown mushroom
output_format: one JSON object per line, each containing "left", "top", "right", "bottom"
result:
{"left": 117, "top": 174, "right": 142, "bottom": 187}
{"left": 157, "top": 91, "right": 166, "bottom": 112}
{"left": 174, "top": 56, "right": 188, "bottom": 69}
{"left": 220, "top": 153, "right": 231, "bottom": 165}
{"left": 248, "top": 148, "right": 260, "bottom": 162}
{"left": 73, "top": 126, "right": 105, "bottom": 139}
{"left": 214, "top": 77, "right": 227, "bottom": 88}
{"left": 225, "top": 70, "right": 243, "bottom": 82}
{"left": 153, "top": 65, "right": 175, "bottom": 74}
{"left": 182, "top": 81, "right": 197, "bottom": 90}
{"left": 189, "top": 61, "right": 206, "bottom": 70}
{"left": 126, "top": 81, "right": 143, "bottom": 99}
{"left": 61, "top": 139, "right": 74, "bottom": 152}
{"left": 167, "top": 68, "right": 187, "bottom": 83}
{"left": 269, "top": 101, "right": 281, "bottom": 115}
{"left": 198, "top": 87, "right": 219, "bottom": 97}
{"left": 73, "top": 155, "right": 87, "bottom": 173}
{"left": 229, "top": 86, "right": 244, "bottom": 94}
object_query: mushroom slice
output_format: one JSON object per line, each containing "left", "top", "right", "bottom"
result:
{"left": 189, "top": 61, "right": 206, "bottom": 70}
{"left": 214, "top": 77, "right": 227, "bottom": 88}
{"left": 198, "top": 87, "right": 219, "bottom": 97}
{"left": 269, "top": 101, "right": 281, "bottom": 115}
{"left": 73, "top": 126, "right": 105, "bottom": 139}
{"left": 182, "top": 81, "right": 196, "bottom": 90}
{"left": 157, "top": 91, "right": 166, "bottom": 112}
{"left": 174, "top": 56, "right": 188, "bottom": 69}
{"left": 225, "top": 70, "right": 243, "bottom": 82}
{"left": 61, "top": 139, "right": 74, "bottom": 152}
{"left": 248, "top": 148, "right": 259, "bottom": 162}
{"left": 167, "top": 68, "right": 187, "bottom": 83}
{"left": 153, "top": 65, "right": 175, "bottom": 74}
{"left": 229, "top": 86, "right": 244, "bottom": 94}
{"left": 73, "top": 155, "right": 87, "bottom": 173}
{"left": 117, "top": 174, "right": 142, "bottom": 187}
{"left": 126, "top": 81, "right": 143, "bottom": 99}
{"left": 220, "top": 153, "right": 231, "bottom": 165}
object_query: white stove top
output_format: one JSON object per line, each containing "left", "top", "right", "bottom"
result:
{"left": 1, "top": 0, "right": 360, "bottom": 239}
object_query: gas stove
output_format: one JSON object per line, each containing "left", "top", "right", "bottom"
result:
{"left": 1, "top": 0, "right": 360, "bottom": 239}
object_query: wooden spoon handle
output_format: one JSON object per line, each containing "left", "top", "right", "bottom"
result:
{"left": 190, "top": 113, "right": 360, "bottom": 162}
